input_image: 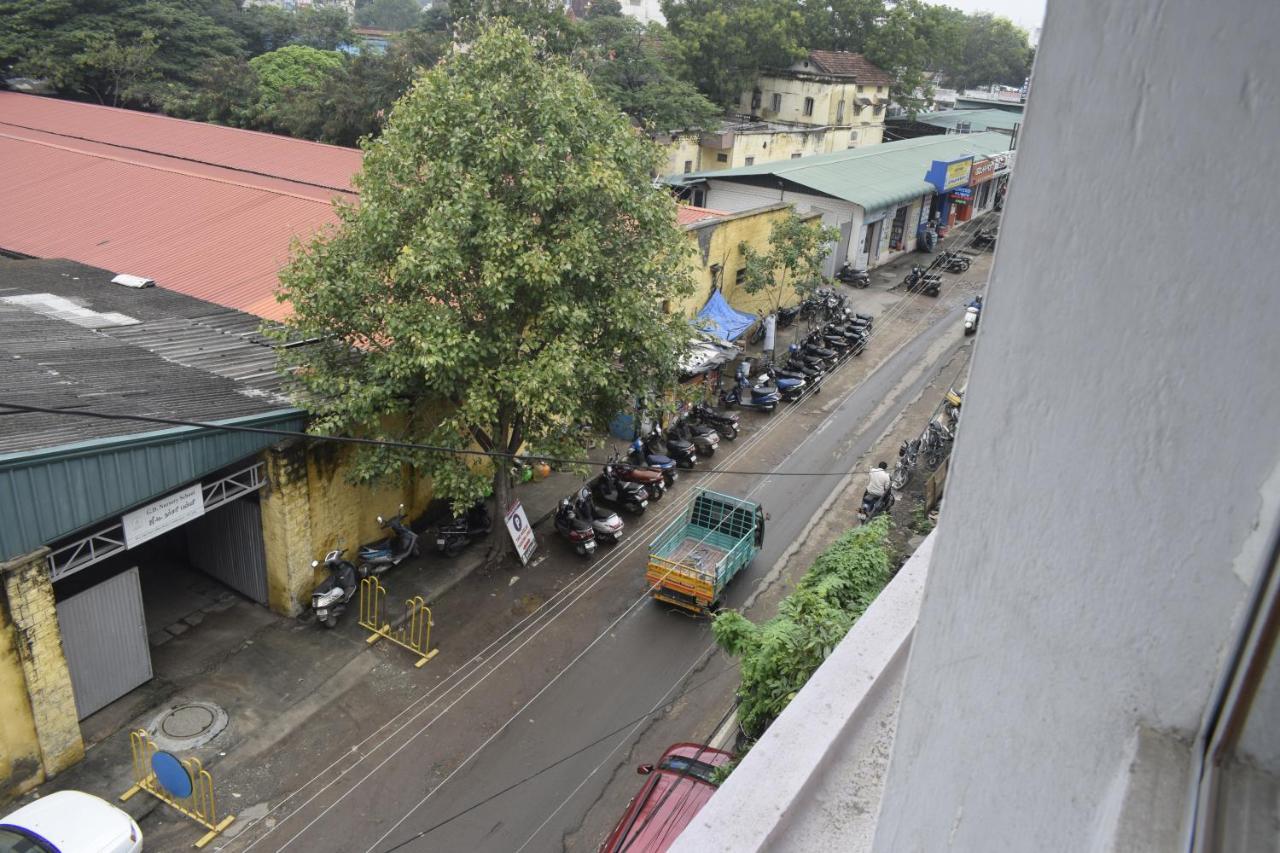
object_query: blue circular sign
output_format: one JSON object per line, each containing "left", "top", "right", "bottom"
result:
{"left": 151, "top": 750, "right": 193, "bottom": 799}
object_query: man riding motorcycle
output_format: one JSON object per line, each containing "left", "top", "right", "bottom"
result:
{"left": 860, "top": 462, "right": 894, "bottom": 522}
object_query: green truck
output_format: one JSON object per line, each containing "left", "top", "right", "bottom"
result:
{"left": 646, "top": 489, "right": 765, "bottom": 615}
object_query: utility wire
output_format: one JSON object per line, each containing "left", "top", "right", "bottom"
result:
{"left": 372, "top": 665, "right": 736, "bottom": 853}
{"left": 0, "top": 402, "right": 865, "bottom": 478}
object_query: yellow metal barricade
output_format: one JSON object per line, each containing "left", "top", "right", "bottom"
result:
{"left": 358, "top": 575, "right": 439, "bottom": 668}
{"left": 120, "top": 730, "right": 235, "bottom": 848}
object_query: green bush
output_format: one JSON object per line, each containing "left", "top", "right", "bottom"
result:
{"left": 712, "top": 516, "right": 893, "bottom": 738}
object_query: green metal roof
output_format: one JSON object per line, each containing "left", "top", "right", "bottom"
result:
{"left": 687, "top": 132, "right": 1012, "bottom": 212}
{"left": 0, "top": 409, "right": 305, "bottom": 562}
{"left": 903, "top": 109, "right": 1021, "bottom": 132}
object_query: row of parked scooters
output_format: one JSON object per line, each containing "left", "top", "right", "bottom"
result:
{"left": 722, "top": 310, "right": 874, "bottom": 413}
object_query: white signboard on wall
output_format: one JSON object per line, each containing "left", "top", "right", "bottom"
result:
{"left": 123, "top": 483, "right": 205, "bottom": 548}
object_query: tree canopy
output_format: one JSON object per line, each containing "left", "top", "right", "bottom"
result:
{"left": 274, "top": 21, "right": 695, "bottom": 520}
{"left": 355, "top": 0, "right": 424, "bottom": 31}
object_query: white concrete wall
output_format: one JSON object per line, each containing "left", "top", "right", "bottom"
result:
{"left": 872, "top": 1, "right": 1280, "bottom": 850}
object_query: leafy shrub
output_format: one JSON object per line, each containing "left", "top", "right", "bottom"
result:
{"left": 712, "top": 516, "right": 892, "bottom": 738}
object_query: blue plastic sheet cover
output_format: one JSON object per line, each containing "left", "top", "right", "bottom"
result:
{"left": 695, "top": 290, "right": 756, "bottom": 342}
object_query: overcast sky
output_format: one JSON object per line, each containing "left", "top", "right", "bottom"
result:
{"left": 935, "top": 0, "right": 1046, "bottom": 34}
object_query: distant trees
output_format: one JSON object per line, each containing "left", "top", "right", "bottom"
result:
{"left": 354, "top": 0, "right": 423, "bottom": 31}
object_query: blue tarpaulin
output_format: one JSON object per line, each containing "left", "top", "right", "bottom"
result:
{"left": 696, "top": 290, "right": 756, "bottom": 342}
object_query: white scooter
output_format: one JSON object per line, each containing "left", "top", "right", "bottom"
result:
{"left": 963, "top": 305, "right": 980, "bottom": 335}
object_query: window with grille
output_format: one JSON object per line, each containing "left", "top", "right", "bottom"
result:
{"left": 803, "top": 97, "right": 814, "bottom": 116}
{"left": 771, "top": 93, "right": 782, "bottom": 112}
{"left": 751, "top": 90, "right": 762, "bottom": 110}
{"left": 836, "top": 100, "right": 845, "bottom": 123}
{"left": 684, "top": 160, "right": 693, "bottom": 173}
{"left": 745, "top": 156, "right": 755, "bottom": 165}
{"left": 716, "top": 153, "right": 728, "bottom": 162}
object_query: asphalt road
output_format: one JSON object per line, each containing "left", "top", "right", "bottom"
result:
{"left": 229, "top": 282, "right": 973, "bottom": 853}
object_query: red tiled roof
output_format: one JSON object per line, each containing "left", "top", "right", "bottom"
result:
{"left": 806, "top": 51, "right": 894, "bottom": 86}
{"left": 677, "top": 205, "right": 729, "bottom": 227}
{"left": 0, "top": 93, "right": 363, "bottom": 320}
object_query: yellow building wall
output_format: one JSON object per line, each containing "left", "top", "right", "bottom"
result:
{"left": 675, "top": 205, "right": 824, "bottom": 321}
{"left": 0, "top": 587, "right": 43, "bottom": 801}
{"left": 660, "top": 134, "right": 704, "bottom": 178}
{"left": 260, "top": 441, "right": 436, "bottom": 617}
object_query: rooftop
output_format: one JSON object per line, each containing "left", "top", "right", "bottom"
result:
{"left": 895, "top": 108, "right": 1021, "bottom": 132}
{"left": 0, "top": 257, "right": 297, "bottom": 457}
{"left": 681, "top": 132, "right": 1012, "bottom": 211}
{"left": 676, "top": 205, "right": 729, "bottom": 227}
{"left": 0, "top": 92, "right": 363, "bottom": 321}
{"left": 801, "top": 51, "right": 894, "bottom": 86}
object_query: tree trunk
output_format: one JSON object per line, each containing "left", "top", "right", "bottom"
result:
{"left": 485, "top": 407, "right": 517, "bottom": 565}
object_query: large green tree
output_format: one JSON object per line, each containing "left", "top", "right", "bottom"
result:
{"left": 275, "top": 21, "right": 694, "bottom": 530}
{"left": 578, "top": 13, "right": 720, "bottom": 131}
{"left": 944, "top": 12, "right": 1032, "bottom": 89}
{"left": 0, "top": 0, "right": 246, "bottom": 108}
{"left": 738, "top": 213, "right": 838, "bottom": 316}
{"left": 246, "top": 44, "right": 345, "bottom": 134}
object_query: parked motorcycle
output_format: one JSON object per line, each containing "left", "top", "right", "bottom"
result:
{"left": 357, "top": 505, "right": 420, "bottom": 577}
{"left": 628, "top": 438, "right": 677, "bottom": 488}
{"left": 836, "top": 263, "right": 871, "bottom": 288}
{"left": 758, "top": 363, "right": 805, "bottom": 402}
{"left": 689, "top": 402, "right": 740, "bottom": 441}
{"left": 593, "top": 465, "right": 649, "bottom": 515}
{"left": 904, "top": 265, "right": 942, "bottom": 296}
{"left": 963, "top": 305, "right": 980, "bottom": 335}
{"left": 608, "top": 450, "right": 666, "bottom": 500}
{"left": 940, "top": 251, "right": 971, "bottom": 273}
{"left": 776, "top": 304, "right": 800, "bottom": 328}
{"left": 310, "top": 549, "right": 359, "bottom": 629}
{"left": 858, "top": 488, "right": 896, "bottom": 524}
{"left": 575, "top": 487, "right": 624, "bottom": 544}
{"left": 972, "top": 228, "right": 998, "bottom": 250}
{"left": 555, "top": 497, "right": 597, "bottom": 556}
{"left": 436, "top": 501, "right": 491, "bottom": 557}
{"left": 891, "top": 438, "right": 920, "bottom": 489}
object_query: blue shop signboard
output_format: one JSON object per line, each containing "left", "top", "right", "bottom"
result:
{"left": 926, "top": 157, "right": 974, "bottom": 193}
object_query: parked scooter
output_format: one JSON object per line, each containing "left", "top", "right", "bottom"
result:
{"left": 776, "top": 304, "right": 801, "bottom": 328}
{"left": 720, "top": 362, "right": 780, "bottom": 413}
{"left": 972, "top": 228, "right": 998, "bottom": 250}
{"left": 890, "top": 438, "right": 920, "bottom": 489}
{"left": 357, "top": 505, "right": 420, "bottom": 576}
{"left": 575, "top": 487, "right": 624, "bottom": 544}
{"left": 608, "top": 450, "right": 666, "bottom": 501}
{"left": 592, "top": 465, "right": 649, "bottom": 515}
{"left": 646, "top": 423, "right": 697, "bottom": 470}
{"left": 689, "top": 402, "right": 740, "bottom": 441}
{"left": 836, "top": 262, "right": 871, "bottom": 288}
{"left": 757, "top": 362, "right": 805, "bottom": 402}
{"left": 673, "top": 412, "right": 719, "bottom": 458}
{"left": 628, "top": 438, "right": 677, "bottom": 488}
{"left": 436, "top": 500, "right": 491, "bottom": 557}
{"left": 555, "top": 497, "right": 597, "bottom": 556}
{"left": 310, "top": 549, "right": 359, "bottom": 629}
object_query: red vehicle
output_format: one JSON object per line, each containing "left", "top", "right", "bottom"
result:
{"left": 599, "top": 743, "right": 734, "bottom": 853}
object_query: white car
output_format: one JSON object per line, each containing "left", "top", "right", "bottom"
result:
{"left": 0, "top": 790, "right": 142, "bottom": 852}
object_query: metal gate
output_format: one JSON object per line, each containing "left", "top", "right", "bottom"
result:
{"left": 56, "top": 567, "right": 153, "bottom": 720}
{"left": 185, "top": 498, "right": 268, "bottom": 604}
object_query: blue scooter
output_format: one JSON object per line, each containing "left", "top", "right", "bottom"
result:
{"left": 628, "top": 438, "right": 677, "bottom": 488}
{"left": 721, "top": 362, "right": 781, "bottom": 413}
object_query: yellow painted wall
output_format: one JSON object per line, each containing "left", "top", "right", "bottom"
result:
{"left": 660, "top": 134, "right": 704, "bottom": 178}
{"left": 675, "top": 204, "right": 824, "bottom": 320}
{"left": 260, "top": 441, "right": 436, "bottom": 617}
{"left": 0, "top": 587, "right": 43, "bottom": 801}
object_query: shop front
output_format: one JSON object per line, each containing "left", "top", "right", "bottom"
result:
{"left": 924, "top": 156, "right": 975, "bottom": 229}
{"left": 968, "top": 152, "right": 1014, "bottom": 215}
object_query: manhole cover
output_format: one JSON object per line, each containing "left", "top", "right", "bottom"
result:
{"left": 148, "top": 701, "right": 228, "bottom": 750}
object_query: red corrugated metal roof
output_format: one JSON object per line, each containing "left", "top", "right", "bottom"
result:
{"left": 677, "top": 205, "right": 729, "bottom": 227}
{"left": 0, "top": 93, "right": 361, "bottom": 320}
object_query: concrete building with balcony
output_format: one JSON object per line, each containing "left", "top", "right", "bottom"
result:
{"left": 672, "top": 0, "right": 1280, "bottom": 850}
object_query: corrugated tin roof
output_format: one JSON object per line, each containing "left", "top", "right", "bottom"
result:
{"left": 0, "top": 92, "right": 360, "bottom": 191}
{"left": 899, "top": 109, "right": 1022, "bottom": 132}
{"left": 690, "top": 132, "right": 1013, "bottom": 211}
{"left": 0, "top": 258, "right": 297, "bottom": 455}
{"left": 0, "top": 93, "right": 361, "bottom": 320}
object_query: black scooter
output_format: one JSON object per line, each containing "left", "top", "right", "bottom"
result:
{"left": 310, "top": 549, "right": 359, "bottom": 629}
{"left": 592, "top": 466, "right": 649, "bottom": 515}
{"left": 836, "top": 263, "right": 871, "bottom": 288}
{"left": 645, "top": 424, "right": 697, "bottom": 469}
{"left": 436, "top": 501, "right": 491, "bottom": 557}
{"left": 904, "top": 265, "right": 942, "bottom": 297}
{"left": 940, "top": 251, "right": 971, "bottom": 273}
{"left": 858, "top": 488, "right": 896, "bottom": 524}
